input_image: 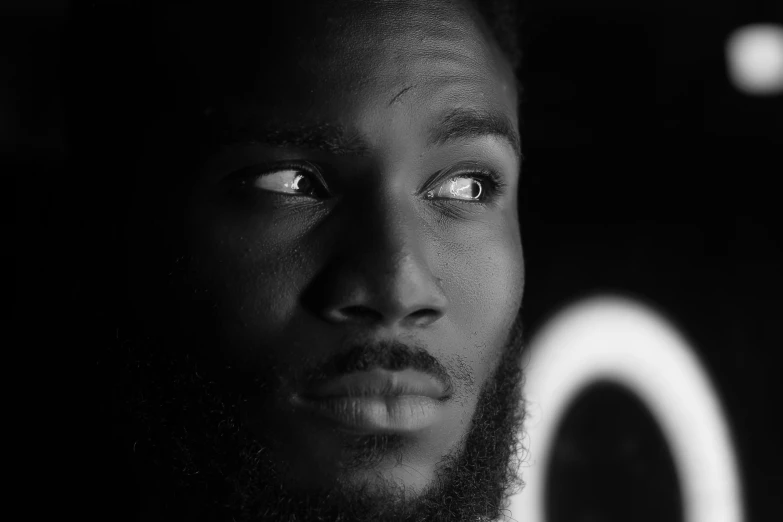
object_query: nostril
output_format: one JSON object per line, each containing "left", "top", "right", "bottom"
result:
{"left": 324, "top": 305, "right": 444, "bottom": 327}
{"left": 405, "top": 308, "right": 443, "bottom": 327}
{"left": 339, "top": 305, "right": 384, "bottom": 323}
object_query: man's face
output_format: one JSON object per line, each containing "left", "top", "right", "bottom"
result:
{"left": 122, "top": 1, "right": 526, "bottom": 520}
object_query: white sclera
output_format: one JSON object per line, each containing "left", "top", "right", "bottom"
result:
{"left": 726, "top": 24, "right": 783, "bottom": 95}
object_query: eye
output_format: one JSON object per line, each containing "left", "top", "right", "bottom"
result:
{"left": 231, "top": 162, "right": 329, "bottom": 198}
{"left": 425, "top": 175, "right": 486, "bottom": 202}
{"left": 252, "top": 169, "right": 318, "bottom": 196}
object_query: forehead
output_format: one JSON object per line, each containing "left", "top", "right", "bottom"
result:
{"left": 161, "top": 0, "right": 518, "bottom": 163}
{"left": 299, "top": 0, "right": 512, "bottom": 89}
{"left": 151, "top": 0, "right": 518, "bottom": 175}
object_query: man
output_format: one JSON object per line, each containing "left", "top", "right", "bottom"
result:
{"left": 80, "top": 0, "right": 527, "bottom": 520}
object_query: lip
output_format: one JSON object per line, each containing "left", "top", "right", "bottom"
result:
{"left": 300, "top": 368, "right": 451, "bottom": 400}
{"left": 290, "top": 369, "right": 452, "bottom": 433}
{"left": 290, "top": 394, "right": 446, "bottom": 433}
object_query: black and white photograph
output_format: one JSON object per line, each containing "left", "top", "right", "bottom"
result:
{"left": 9, "top": 0, "right": 782, "bottom": 521}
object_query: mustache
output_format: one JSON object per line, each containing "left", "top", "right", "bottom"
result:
{"left": 296, "top": 338, "right": 455, "bottom": 396}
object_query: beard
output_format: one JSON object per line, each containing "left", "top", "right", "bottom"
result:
{"left": 110, "top": 272, "right": 527, "bottom": 522}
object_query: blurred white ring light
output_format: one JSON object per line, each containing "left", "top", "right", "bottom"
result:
{"left": 503, "top": 295, "right": 744, "bottom": 522}
{"left": 726, "top": 23, "right": 783, "bottom": 95}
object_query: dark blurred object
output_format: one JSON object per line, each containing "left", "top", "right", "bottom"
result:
{"left": 547, "top": 382, "right": 684, "bottom": 522}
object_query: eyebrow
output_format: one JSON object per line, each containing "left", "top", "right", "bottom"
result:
{"left": 239, "top": 122, "right": 371, "bottom": 156}
{"left": 427, "top": 107, "right": 522, "bottom": 161}
{"left": 228, "top": 107, "right": 521, "bottom": 160}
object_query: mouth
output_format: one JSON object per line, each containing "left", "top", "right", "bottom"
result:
{"left": 290, "top": 369, "right": 452, "bottom": 433}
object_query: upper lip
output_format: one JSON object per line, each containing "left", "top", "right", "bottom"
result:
{"left": 300, "top": 368, "right": 452, "bottom": 400}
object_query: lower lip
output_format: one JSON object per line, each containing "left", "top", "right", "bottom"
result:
{"left": 290, "top": 395, "right": 446, "bottom": 433}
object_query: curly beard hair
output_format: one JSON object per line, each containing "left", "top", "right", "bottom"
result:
{"left": 109, "top": 294, "right": 528, "bottom": 522}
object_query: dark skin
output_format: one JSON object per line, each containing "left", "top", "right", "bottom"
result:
{"left": 119, "top": 1, "right": 526, "bottom": 520}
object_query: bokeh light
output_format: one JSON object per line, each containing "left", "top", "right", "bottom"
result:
{"left": 726, "top": 24, "right": 783, "bottom": 96}
{"left": 504, "top": 295, "right": 744, "bottom": 522}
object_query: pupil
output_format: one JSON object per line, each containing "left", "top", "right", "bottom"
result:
{"left": 292, "top": 174, "right": 311, "bottom": 193}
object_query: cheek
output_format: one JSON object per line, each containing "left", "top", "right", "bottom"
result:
{"left": 186, "top": 217, "right": 314, "bottom": 346}
{"left": 439, "top": 221, "right": 524, "bottom": 336}
{"left": 475, "top": 244, "right": 523, "bottom": 357}
{"left": 434, "top": 219, "right": 524, "bottom": 392}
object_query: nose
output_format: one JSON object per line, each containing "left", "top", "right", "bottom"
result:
{"left": 304, "top": 199, "right": 448, "bottom": 329}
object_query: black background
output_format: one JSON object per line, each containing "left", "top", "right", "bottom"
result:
{"left": 517, "top": 2, "right": 782, "bottom": 521}
{"left": 9, "top": 0, "right": 782, "bottom": 520}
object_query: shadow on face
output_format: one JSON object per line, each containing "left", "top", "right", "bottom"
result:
{"left": 109, "top": 1, "right": 527, "bottom": 521}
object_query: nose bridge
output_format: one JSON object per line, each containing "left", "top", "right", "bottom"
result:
{"left": 351, "top": 193, "right": 422, "bottom": 271}
{"left": 315, "top": 188, "right": 448, "bottom": 328}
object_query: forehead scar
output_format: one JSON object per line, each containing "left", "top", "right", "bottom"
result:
{"left": 387, "top": 84, "right": 417, "bottom": 107}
